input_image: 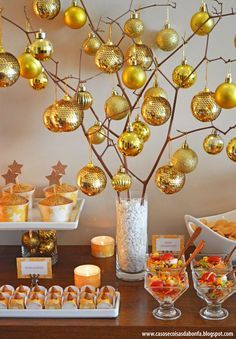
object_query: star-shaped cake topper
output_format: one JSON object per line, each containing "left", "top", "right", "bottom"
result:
{"left": 46, "top": 170, "right": 62, "bottom": 186}
{"left": 8, "top": 160, "right": 23, "bottom": 174}
{"left": 2, "top": 169, "right": 18, "bottom": 185}
{"left": 52, "top": 161, "right": 67, "bottom": 175}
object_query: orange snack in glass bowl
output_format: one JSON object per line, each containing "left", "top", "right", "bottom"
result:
{"left": 0, "top": 194, "right": 29, "bottom": 222}
{"left": 44, "top": 183, "right": 78, "bottom": 208}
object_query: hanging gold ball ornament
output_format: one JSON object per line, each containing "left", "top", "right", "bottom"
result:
{"left": 87, "top": 121, "right": 106, "bottom": 145}
{"left": 43, "top": 103, "right": 60, "bottom": 132}
{"left": 132, "top": 114, "right": 150, "bottom": 142}
{"left": 38, "top": 230, "right": 57, "bottom": 242}
{"left": 39, "top": 240, "right": 55, "bottom": 256}
{"left": 17, "top": 47, "right": 42, "bottom": 79}
{"left": 226, "top": 138, "right": 236, "bottom": 162}
{"left": 203, "top": 131, "right": 224, "bottom": 155}
{"left": 214, "top": 74, "right": 236, "bottom": 109}
{"left": 124, "top": 11, "right": 144, "bottom": 38}
{"left": 144, "top": 79, "right": 168, "bottom": 100}
{"left": 126, "top": 41, "right": 153, "bottom": 70}
{"left": 95, "top": 39, "right": 124, "bottom": 74}
{"left": 64, "top": 1, "right": 87, "bottom": 29}
{"left": 191, "top": 87, "right": 221, "bottom": 122}
{"left": 122, "top": 61, "right": 147, "bottom": 90}
{"left": 111, "top": 166, "right": 132, "bottom": 192}
{"left": 172, "top": 58, "right": 197, "bottom": 88}
{"left": 190, "top": 3, "right": 215, "bottom": 36}
{"left": 29, "top": 70, "right": 48, "bottom": 90}
{"left": 30, "top": 30, "right": 53, "bottom": 61}
{"left": 0, "top": 48, "right": 20, "bottom": 87}
{"left": 172, "top": 141, "right": 198, "bottom": 174}
{"left": 83, "top": 32, "right": 101, "bottom": 56}
{"left": 104, "top": 89, "right": 130, "bottom": 120}
{"left": 77, "top": 84, "right": 93, "bottom": 110}
{"left": 155, "top": 164, "right": 185, "bottom": 194}
{"left": 141, "top": 96, "right": 171, "bottom": 126}
{"left": 33, "top": 0, "right": 61, "bottom": 20}
{"left": 22, "top": 231, "right": 40, "bottom": 254}
{"left": 117, "top": 123, "right": 144, "bottom": 157}
{"left": 77, "top": 162, "right": 107, "bottom": 196}
{"left": 155, "top": 22, "right": 179, "bottom": 52}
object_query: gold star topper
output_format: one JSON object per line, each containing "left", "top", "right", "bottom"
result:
{"left": 52, "top": 161, "right": 67, "bottom": 175}
{"left": 46, "top": 170, "right": 62, "bottom": 186}
{"left": 2, "top": 169, "right": 18, "bottom": 185}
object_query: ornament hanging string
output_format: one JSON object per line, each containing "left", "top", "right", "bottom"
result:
{"left": 205, "top": 59, "right": 209, "bottom": 89}
{"left": 166, "top": 4, "right": 170, "bottom": 25}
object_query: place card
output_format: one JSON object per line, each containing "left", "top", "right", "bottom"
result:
{"left": 16, "top": 258, "right": 52, "bottom": 279}
{"left": 152, "top": 235, "right": 184, "bottom": 253}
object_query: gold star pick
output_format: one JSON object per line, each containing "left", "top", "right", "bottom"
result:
{"left": 2, "top": 169, "right": 18, "bottom": 185}
{"left": 52, "top": 161, "right": 67, "bottom": 175}
{"left": 46, "top": 170, "right": 62, "bottom": 186}
{"left": 8, "top": 160, "right": 23, "bottom": 174}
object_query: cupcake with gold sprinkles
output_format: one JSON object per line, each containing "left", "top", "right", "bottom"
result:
{"left": 38, "top": 195, "right": 73, "bottom": 222}
{"left": 0, "top": 194, "right": 29, "bottom": 222}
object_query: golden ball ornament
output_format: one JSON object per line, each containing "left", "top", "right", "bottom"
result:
{"left": 43, "top": 103, "right": 60, "bottom": 132}
{"left": 22, "top": 231, "right": 40, "bottom": 254}
{"left": 64, "top": 1, "right": 87, "bottom": 29}
{"left": 0, "top": 49, "right": 20, "bottom": 87}
{"left": 172, "top": 58, "right": 197, "bottom": 88}
{"left": 191, "top": 87, "right": 221, "bottom": 122}
{"left": 83, "top": 32, "right": 101, "bottom": 56}
{"left": 95, "top": 40, "right": 124, "bottom": 74}
{"left": 171, "top": 141, "right": 198, "bottom": 174}
{"left": 39, "top": 240, "right": 55, "bottom": 256}
{"left": 132, "top": 114, "right": 150, "bottom": 142}
{"left": 29, "top": 70, "right": 48, "bottom": 90}
{"left": 38, "top": 230, "right": 57, "bottom": 242}
{"left": 30, "top": 30, "right": 53, "bottom": 61}
{"left": 77, "top": 162, "right": 107, "bottom": 196}
{"left": 111, "top": 166, "right": 132, "bottom": 192}
{"left": 214, "top": 74, "right": 236, "bottom": 109}
{"left": 141, "top": 96, "right": 171, "bottom": 126}
{"left": 190, "top": 3, "right": 214, "bottom": 36}
{"left": 87, "top": 121, "right": 106, "bottom": 145}
{"left": 33, "top": 0, "right": 61, "bottom": 20}
{"left": 17, "top": 47, "right": 42, "bottom": 79}
{"left": 122, "top": 63, "right": 146, "bottom": 90}
{"left": 154, "top": 164, "right": 186, "bottom": 194}
{"left": 155, "top": 23, "right": 179, "bottom": 52}
{"left": 144, "top": 80, "right": 168, "bottom": 100}
{"left": 203, "top": 131, "right": 224, "bottom": 155}
{"left": 77, "top": 84, "right": 93, "bottom": 110}
{"left": 117, "top": 124, "right": 144, "bottom": 157}
{"left": 126, "top": 41, "right": 153, "bottom": 70}
{"left": 104, "top": 89, "right": 130, "bottom": 120}
{"left": 226, "top": 138, "right": 236, "bottom": 162}
{"left": 124, "top": 11, "right": 144, "bottom": 38}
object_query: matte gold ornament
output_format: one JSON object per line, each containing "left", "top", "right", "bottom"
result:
{"left": 39, "top": 240, "right": 55, "bottom": 256}
{"left": 190, "top": 3, "right": 214, "bottom": 36}
{"left": 33, "top": 0, "right": 61, "bottom": 20}
{"left": 203, "top": 131, "right": 224, "bottom": 155}
{"left": 126, "top": 40, "right": 153, "bottom": 70}
{"left": 155, "top": 164, "right": 185, "bottom": 194}
{"left": 124, "top": 11, "right": 144, "bottom": 38}
{"left": 117, "top": 123, "right": 144, "bottom": 157}
{"left": 104, "top": 89, "right": 130, "bottom": 120}
{"left": 95, "top": 39, "right": 124, "bottom": 74}
{"left": 30, "top": 30, "right": 53, "bottom": 61}
{"left": 111, "top": 166, "right": 132, "bottom": 192}
{"left": 132, "top": 114, "right": 150, "bottom": 142}
{"left": 22, "top": 231, "right": 40, "bottom": 254}
{"left": 64, "top": 1, "right": 87, "bottom": 29}
{"left": 77, "top": 162, "right": 107, "bottom": 196}
{"left": 141, "top": 96, "right": 171, "bottom": 126}
{"left": 122, "top": 61, "right": 146, "bottom": 90}
{"left": 214, "top": 74, "right": 236, "bottom": 109}
{"left": 191, "top": 87, "right": 221, "bottom": 122}
{"left": 38, "top": 230, "right": 57, "bottom": 242}
{"left": 87, "top": 121, "right": 106, "bottom": 145}
{"left": 172, "top": 57, "right": 197, "bottom": 88}
{"left": 226, "top": 138, "right": 236, "bottom": 162}
{"left": 144, "top": 78, "right": 167, "bottom": 100}
{"left": 29, "top": 70, "right": 48, "bottom": 90}
{"left": 0, "top": 48, "right": 20, "bottom": 87}
{"left": 83, "top": 32, "right": 101, "bottom": 56}
{"left": 155, "top": 22, "right": 179, "bottom": 52}
{"left": 172, "top": 141, "right": 198, "bottom": 174}
{"left": 77, "top": 84, "right": 93, "bottom": 110}
{"left": 17, "top": 47, "right": 42, "bottom": 79}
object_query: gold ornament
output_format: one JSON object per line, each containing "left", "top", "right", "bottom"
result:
{"left": 122, "top": 60, "right": 146, "bottom": 90}
{"left": 29, "top": 70, "right": 48, "bottom": 90}
{"left": 111, "top": 166, "right": 132, "bottom": 192}
{"left": 43, "top": 103, "right": 60, "bottom": 132}
{"left": 77, "top": 84, "right": 93, "bottom": 110}
{"left": 226, "top": 138, "right": 236, "bottom": 162}
{"left": 144, "top": 78, "right": 167, "bottom": 100}
{"left": 214, "top": 74, "right": 236, "bottom": 109}
{"left": 64, "top": 1, "right": 87, "bottom": 29}
{"left": 132, "top": 114, "right": 150, "bottom": 142}
{"left": 95, "top": 39, "right": 124, "bottom": 74}
{"left": 203, "top": 131, "right": 224, "bottom": 155}
{"left": 126, "top": 40, "right": 153, "bottom": 70}
{"left": 191, "top": 87, "right": 221, "bottom": 122}
{"left": 190, "top": 3, "right": 214, "bottom": 36}
{"left": 33, "top": 0, "right": 61, "bottom": 20}
{"left": 124, "top": 11, "right": 144, "bottom": 38}
{"left": 39, "top": 240, "right": 55, "bottom": 256}
{"left": 87, "top": 121, "right": 106, "bottom": 145}
{"left": 0, "top": 49, "right": 20, "bottom": 87}
{"left": 30, "top": 30, "right": 53, "bottom": 61}
{"left": 172, "top": 141, "right": 198, "bottom": 174}
{"left": 22, "top": 231, "right": 40, "bottom": 255}
{"left": 17, "top": 47, "right": 42, "bottom": 79}
{"left": 156, "top": 22, "right": 179, "bottom": 52}
{"left": 141, "top": 96, "right": 171, "bottom": 126}
{"left": 155, "top": 164, "right": 185, "bottom": 194}
{"left": 83, "top": 32, "right": 101, "bottom": 56}
{"left": 172, "top": 58, "right": 197, "bottom": 88}
{"left": 117, "top": 123, "right": 144, "bottom": 157}
{"left": 38, "top": 230, "right": 57, "bottom": 242}
{"left": 104, "top": 89, "right": 130, "bottom": 120}
{"left": 77, "top": 162, "right": 107, "bottom": 196}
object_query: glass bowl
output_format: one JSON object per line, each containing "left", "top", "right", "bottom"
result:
{"left": 191, "top": 253, "right": 233, "bottom": 275}
{"left": 146, "top": 252, "right": 186, "bottom": 274}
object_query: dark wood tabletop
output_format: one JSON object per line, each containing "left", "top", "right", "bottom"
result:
{"left": 0, "top": 245, "right": 235, "bottom": 339}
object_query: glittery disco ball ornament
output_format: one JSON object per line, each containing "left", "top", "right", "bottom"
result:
{"left": 172, "top": 57, "right": 197, "bottom": 88}
{"left": 191, "top": 87, "right": 221, "bottom": 122}
{"left": 155, "top": 164, "right": 185, "bottom": 194}
{"left": 144, "top": 78, "right": 167, "bottom": 100}
{"left": 124, "top": 11, "right": 144, "bottom": 38}
{"left": 87, "top": 121, "right": 106, "bottom": 145}
{"left": 226, "top": 138, "right": 236, "bottom": 162}
{"left": 64, "top": 1, "right": 87, "bottom": 29}
{"left": 83, "top": 32, "right": 101, "bottom": 56}
{"left": 126, "top": 41, "right": 153, "bottom": 70}
{"left": 117, "top": 123, "right": 144, "bottom": 157}
{"left": 111, "top": 166, "right": 132, "bottom": 192}
{"left": 95, "top": 39, "right": 124, "bottom": 74}
{"left": 203, "top": 131, "right": 224, "bottom": 155}
{"left": 77, "top": 84, "right": 93, "bottom": 110}
{"left": 122, "top": 61, "right": 146, "bottom": 90}
{"left": 29, "top": 70, "right": 48, "bottom": 90}
{"left": 0, "top": 47, "right": 20, "bottom": 87}
{"left": 30, "top": 30, "right": 53, "bottom": 61}
{"left": 141, "top": 96, "right": 171, "bottom": 126}
{"left": 33, "top": 0, "right": 61, "bottom": 20}
{"left": 39, "top": 240, "right": 55, "bottom": 256}
{"left": 172, "top": 141, "right": 198, "bottom": 174}
{"left": 132, "top": 114, "right": 150, "bottom": 142}
{"left": 104, "top": 89, "right": 130, "bottom": 120}
{"left": 190, "top": 3, "right": 214, "bottom": 36}
{"left": 22, "top": 231, "right": 40, "bottom": 255}
{"left": 77, "top": 162, "right": 107, "bottom": 196}
{"left": 38, "top": 230, "right": 57, "bottom": 242}
{"left": 17, "top": 47, "right": 42, "bottom": 79}
{"left": 214, "top": 74, "right": 236, "bottom": 109}
{"left": 155, "top": 22, "right": 179, "bottom": 52}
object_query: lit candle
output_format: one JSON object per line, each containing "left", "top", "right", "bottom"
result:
{"left": 74, "top": 265, "right": 101, "bottom": 288}
{"left": 91, "top": 236, "right": 115, "bottom": 258}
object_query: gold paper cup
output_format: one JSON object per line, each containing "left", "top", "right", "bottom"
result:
{"left": 0, "top": 194, "right": 29, "bottom": 222}
{"left": 2, "top": 184, "right": 35, "bottom": 209}
{"left": 38, "top": 195, "right": 73, "bottom": 222}
{"left": 44, "top": 184, "right": 78, "bottom": 208}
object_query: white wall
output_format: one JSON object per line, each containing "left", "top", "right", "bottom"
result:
{"left": 0, "top": 0, "right": 235, "bottom": 245}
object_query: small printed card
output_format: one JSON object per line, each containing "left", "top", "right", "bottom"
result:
{"left": 16, "top": 258, "right": 52, "bottom": 279}
{"left": 152, "top": 235, "right": 184, "bottom": 253}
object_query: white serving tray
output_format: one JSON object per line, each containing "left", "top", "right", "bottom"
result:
{"left": 0, "top": 198, "right": 85, "bottom": 231}
{"left": 0, "top": 292, "right": 120, "bottom": 318}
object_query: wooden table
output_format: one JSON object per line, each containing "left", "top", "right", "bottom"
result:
{"left": 0, "top": 246, "right": 235, "bottom": 339}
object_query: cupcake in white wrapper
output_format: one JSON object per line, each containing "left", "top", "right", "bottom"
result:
{"left": 38, "top": 195, "right": 73, "bottom": 222}
{"left": 44, "top": 183, "right": 78, "bottom": 208}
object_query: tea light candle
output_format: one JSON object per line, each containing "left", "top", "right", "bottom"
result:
{"left": 91, "top": 236, "right": 115, "bottom": 258}
{"left": 74, "top": 265, "right": 101, "bottom": 288}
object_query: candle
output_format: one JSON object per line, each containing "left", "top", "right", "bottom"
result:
{"left": 91, "top": 236, "right": 115, "bottom": 258}
{"left": 74, "top": 265, "right": 101, "bottom": 288}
